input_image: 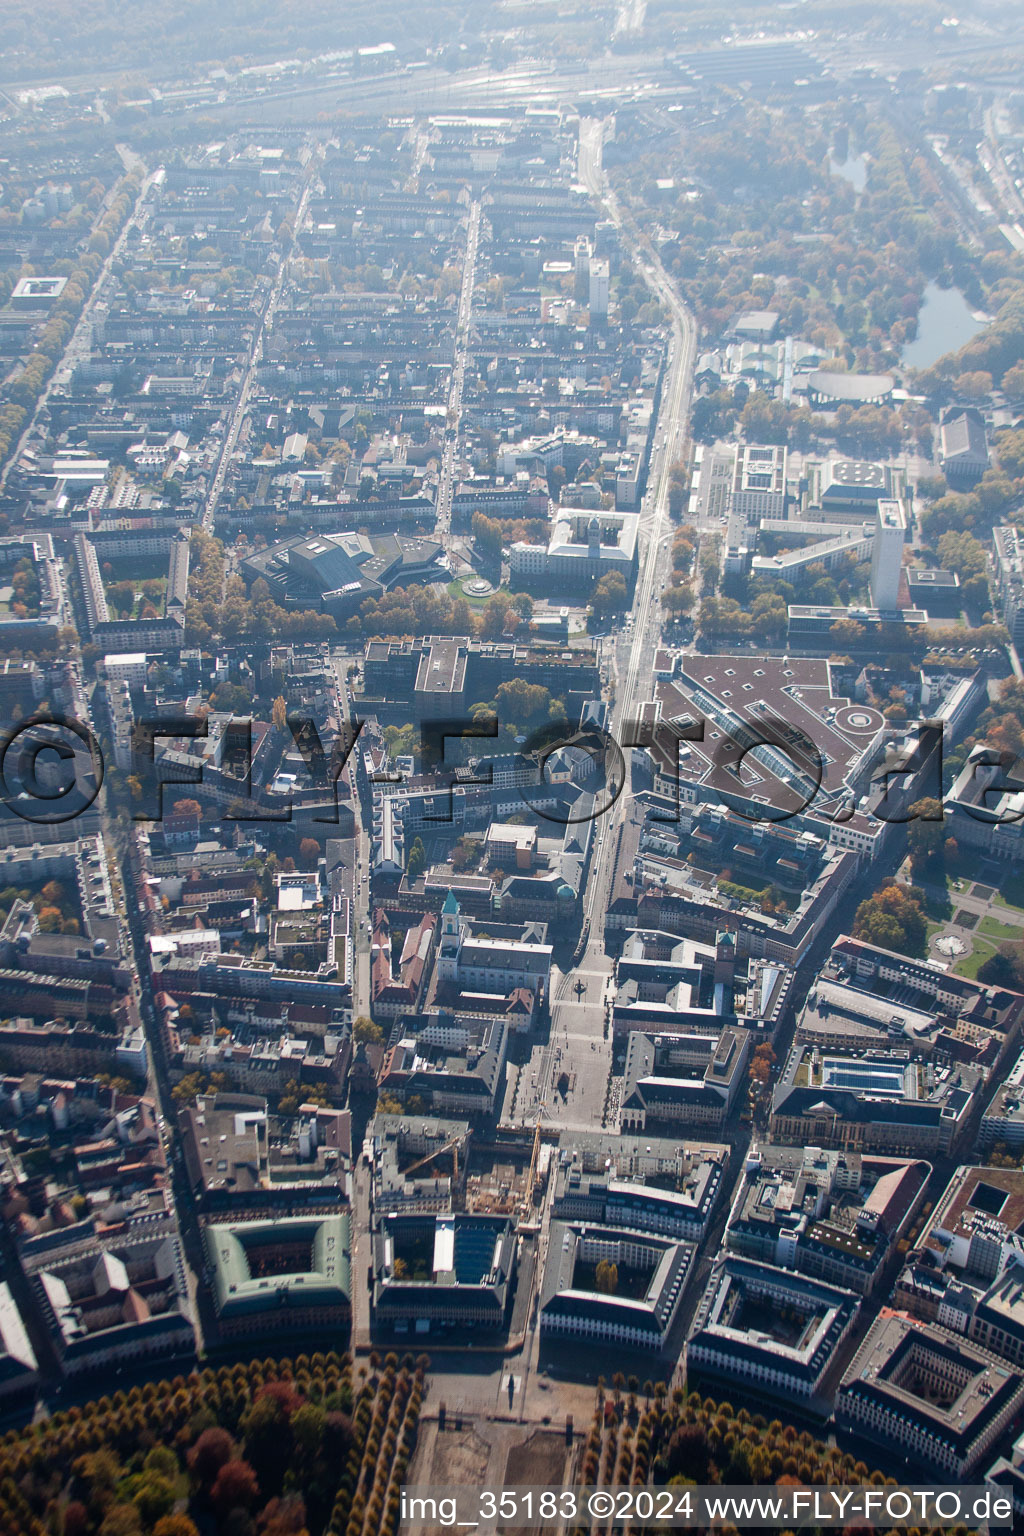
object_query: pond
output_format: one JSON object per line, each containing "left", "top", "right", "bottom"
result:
{"left": 902, "top": 280, "right": 987, "bottom": 371}
{"left": 829, "top": 151, "right": 868, "bottom": 193}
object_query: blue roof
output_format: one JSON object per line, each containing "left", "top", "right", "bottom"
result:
{"left": 442, "top": 891, "right": 460, "bottom": 915}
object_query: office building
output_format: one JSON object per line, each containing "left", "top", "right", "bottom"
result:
{"left": 589, "top": 257, "right": 610, "bottom": 321}
{"left": 837, "top": 1314, "right": 1024, "bottom": 1478}
{"left": 540, "top": 1223, "right": 692, "bottom": 1351}
{"left": 731, "top": 443, "right": 787, "bottom": 522}
{"left": 687, "top": 1255, "right": 860, "bottom": 1405}
{"left": 869, "top": 499, "right": 907, "bottom": 610}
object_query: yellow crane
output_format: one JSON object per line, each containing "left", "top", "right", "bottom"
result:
{"left": 526, "top": 1119, "right": 542, "bottom": 1202}
{"left": 402, "top": 1137, "right": 460, "bottom": 1180}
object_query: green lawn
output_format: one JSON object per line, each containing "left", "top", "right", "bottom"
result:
{"left": 955, "top": 938, "right": 997, "bottom": 980}
{"left": 446, "top": 577, "right": 500, "bottom": 609}
{"left": 102, "top": 575, "right": 166, "bottom": 619}
{"left": 917, "top": 864, "right": 1024, "bottom": 922}
{"left": 978, "top": 915, "right": 1024, "bottom": 941}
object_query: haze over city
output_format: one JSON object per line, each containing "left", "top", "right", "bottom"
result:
{"left": 1, "top": 2, "right": 1024, "bottom": 1531}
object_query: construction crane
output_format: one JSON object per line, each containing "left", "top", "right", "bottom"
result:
{"left": 402, "top": 1137, "right": 460, "bottom": 1180}
{"left": 525, "top": 1119, "right": 542, "bottom": 1206}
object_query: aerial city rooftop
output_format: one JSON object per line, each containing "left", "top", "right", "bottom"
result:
{"left": 1, "top": 0, "right": 1024, "bottom": 1526}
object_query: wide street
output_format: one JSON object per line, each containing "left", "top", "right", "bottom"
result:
{"left": 501, "top": 117, "right": 701, "bottom": 1135}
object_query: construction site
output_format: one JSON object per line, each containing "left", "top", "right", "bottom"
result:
{"left": 366, "top": 1115, "right": 551, "bottom": 1225}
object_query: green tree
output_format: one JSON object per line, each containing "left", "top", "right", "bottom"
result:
{"left": 99, "top": 1509, "right": 140, "bottom": 1536}
{"left": 125, "top": 1475, "right": 174, "bottom": 1526}
{"left": 480, "top": 590, "right": 515, "bottom": 639}
{"left": 407, "top": 837, "right": 426, "bottom": 881}
{"left": 592, "top": 571, "right": 629, "bottom": 617}
{"left": 663, "top": 584, "right": 695, "bottom": 614}
{"left": 830, "top": 618, "right": 866, "bottom": 646}
{"left": 471, "top": 511, "right": 504, "bottom": 560}
{"left": 853, "top": 882, "right": 928, "bottom": 957}
{"left": 978, "top": 943, "right": 1024, "bottom": 990}
{"left": 937, "top": 529, "right": 987, "bottom": 580}
{"left": 493, "top": 678, "right": 552, "bottom": 728}
{"left": 153, "top": 1520, "right": 200, "bottom": 1536}
{"left": 1002, "top": 363, "right": 1024, "bottom": 399}
{"left": 906, "top": 797, "right": 945, "bottom": 874}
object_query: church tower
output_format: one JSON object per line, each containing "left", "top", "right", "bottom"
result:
{"left": 437, "top": 890, "right": 464, "bottom": 982}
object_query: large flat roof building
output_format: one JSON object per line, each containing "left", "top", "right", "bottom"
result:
{"left": 732, "top": 443, "right": 786, "bottom": 522}
{"left": 552, "top": 1144, "right": 727, "bottom": 1243}
{"left": 820, "top": 458, "right": 890, "bottom": 509}
{"left": 687, "top": 1255, "right": 860, "bottom": 1408}
{"left": 788, "top": 603, "right": 928, "bottom": 643}
{"left": 205, "top": 1212, "right": 351, "bottom": 1340}
{"left": 510, "top": 510, "right": 638, "bottom": 593}
{"left": 540, "top": 1222, "right": 693, "bottom": 1352}
{"left": 372, "top": 1212, "right": 516, "bottom": 1334}
{"left": 837, "top": 1314, "right": 1024, "bottom": 1477}
{"left": 912, "top": 1165, "right": 1024, "bottom": 1288}
{"left": 728, "top": 1146, "right": 930, "bottom": 1296}
{"left": 619, "top": 1027, "right": 750, "bottom": 1133}
{"left": 801, "top": 936, "right": 1024, "bottom": 1070}
{"left": 980, "top": 1050, "right": 1024, "bottom": 1152}
{"left": 31, "top": 1223, "right": 195, "bottom": 1376}
{"left": 941, "top": 407, "right": 989, "bottom": 485}
{"left": 772, "top": 1043, "right": 981, "bottom": 1156}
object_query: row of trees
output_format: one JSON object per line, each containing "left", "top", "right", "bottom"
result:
{"left": 220, "top": 574, "right": 336, "bottom": 644}
{"left": 945, "top": 675, "right": 1024, "bottom": 786}
{"left": 0, "top": 1353, "right": 424, "bottom": 1536}
{"left": 184, "top": 532, "right": 336, "bottom": 647}
{"left": 698, "top": 591, "right": 789, "bottom": 642}
{"left": 917, "top": 463, "right": 1022, "bottom": 545}
{"left": 0, "top": 173, "right": 142, "bottom": 475}
{"left": 0, "top": 236, "right": 105, "bottom": 472}
{"left": 663, "top": 523, "right": 697, "bottom": 619}
{"left": 470, "top": 509, "right": 563, "bottom": 562}
{"left": 574, "top": 1382, "right": 893, "bottom": 1515}
{"left": 183, "top": 531, "right": 226, "bottom": 645}
{"left": 353, "top": 583, "right": 533, "bottom": 643}
{"left": 591, "top": 570, "right": 629, "bottom": 619}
